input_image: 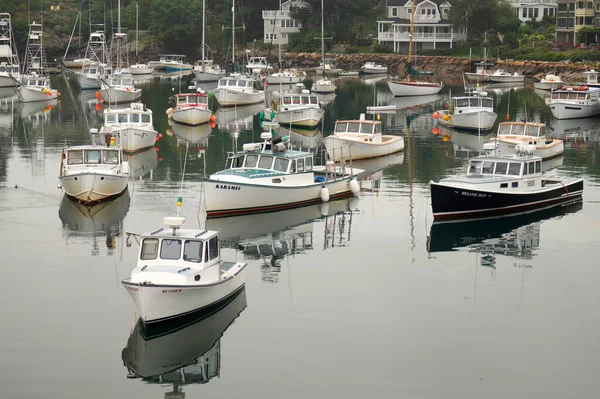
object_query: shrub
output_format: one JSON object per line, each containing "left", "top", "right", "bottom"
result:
{"left": 345, "top": 46, "right": 359, "bottom": 54}
{"left": 503, "top": 32, "right": 519, "bottom": 49}
{"left": 518, "top": 25, "right": 533, "bottom": 35}
{"left": 372, "top": 43, "right": 393, "bottom": 53}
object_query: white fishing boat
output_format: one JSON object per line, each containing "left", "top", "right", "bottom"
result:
{"left": 314, "top": 59, "right": 341, "bottom": 76}
{"left": 0, "top": 13, "right": 20, "bottom": 88}
{"left": 122, "top": 211, "right": 247, "bottom": 324}
{"left": 433, "top": 89, "right": 497, "bottom": 131}
{"left": 430, "top": 153, "right": 583, "bottom": 221}
{"left": 263, "top": 90, "right": 324, "bottom": 127}
{"left": 266, "top": 70, "right": 303, "bottom": 84}
{"left": 100, "top": 75, "right": 141, "bottom": 104}
{"left": 59, "top": 129, "right": 130, "bottom": 205}
{"left": 339, "top": 70, "right": 359, "bottom": 77}
{"left": 167, "top": 90, "right": 213, "bottom": 126}
{"left": 535, "top": 74, "right": 563, "bottom": 91}
{"left": 464, "top": 61, "right": 494, "bottom": 82}
{"left": 483, "top": 121, "right": 564, "bottom": 160}
{"left": 147, "top": 54, "right": 192, "bottom": 72}
{"left": 18, "top": 21, "right": 59, "bottom": 103}
{"left": 212, "top": 74, "right": 265, "bottom": 107}
{"left": 360, "top": 62, "right": 387, "bottom": 74}
{"left": 100, "top": 103, "right": 158, "bottom": 154}
{"left": 75, "top": 30, "right": 110, "bottom": 90}
{"left": 311, "top": 1, "right": 336, "bottom": 94}
{"left": 193, "top": 60, "right": 224, "bottom": 82}
{"left": 203, "top": 133, "right": 361, "bottom": 217}
{"left": 545, "top": 85, "right": 600, "bottom": 119}
{"left": 323, "top": 114, "right": 404, "bottom": 162}
{"left": 487, "top": 68, "right": 524, "bottom": 83}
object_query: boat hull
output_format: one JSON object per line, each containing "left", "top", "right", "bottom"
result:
{"left": 0, "top": 74, "right": 18, "bottom": 88}
{"left": 122, "top": 265, "right": 247, "bottom": 324}
{"left": 103, "top": 126, "right": 158, "bottom": 154}
{"left": 59, "top": 172, "right": 129, "bottom": 204}
{"left": 195, "top": 71, "right": 221, "bottom": 82}
{"left": 438, "top": 110, "right": 498, "bottom": 131}
{"left": 388, "top": 80, "right": 442, "bottom": 96}
{"left": 323, "top": 135, "right": 404, "bottom": 161}
{"left": 129, "top": 66, "right": 154, "bottom": 75}
{"left": 535, "top": 81, "right": 563, "bottom": 91}
{"left": 361, "top": 67, "right": 387, "bottom": 74}
{"left": 464, "top": 72, "right": 490, "bottom": 82}
{"left": 204, "top": 175, "right": 356, "bottom": 218}
{"left": 488, "top": 75, "right": 525, "bottom": 83}
{"left": 77, "top": 73, "right": 102, "bottom": 90}
{"left": 311, "top": 83, "right": 336, "bottom": 94}
{"left": 273, "top": 107, "right": 324, "bottom": 127}
{"left": 265, "top": 74, "right": 302, "bottom": 84}
{"left": 18, "top": 86, "right": 59, "bottom": 102}
{"left": 99, "top": 87, "right": 142, "bottom": 104}
{"left": 430, "top": 179, "right": 583, "bottom": 221}
{"left": 547, "top": 101, "right": 600, "bottom": 119}
{"left": 171, "top": 107, "right": 212, "bottom": 126}
{"left": 213, "top": 88, "right": 265, "bottom": 107}
{"left": 484, "top": 138, "right": 564, "bottom": 160}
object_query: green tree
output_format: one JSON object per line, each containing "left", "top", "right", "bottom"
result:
{"left": 149, "top": 0, "right": 202, "bottom": 52}
{"left": 449, "top": 0, "right": 518, "bottom": 37}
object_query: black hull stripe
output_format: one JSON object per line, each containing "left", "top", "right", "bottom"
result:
{"left": 207, "top": 191, "right": 354, "bottom": 218}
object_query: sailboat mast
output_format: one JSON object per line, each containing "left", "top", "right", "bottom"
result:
{"left": 407, "top": 0, "right": 416, "bottom": 80}
{"left": 232, "top": 1, "right": 235, "bottom": 66}
{"left": 135, "top": 2, "right": 138, "bottom": 57}
{"left": 278, "top": 0, "right": 282, "bottom": 71}
{"left": 321, "top": 0, "right": 325, "bottom": 70}
{"left": 117, "top": 0, "right": 121, "bottom": 34}
{"left": 202, "top": 0, "right": 205, "bottom": 66}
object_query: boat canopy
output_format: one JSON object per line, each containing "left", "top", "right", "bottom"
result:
{"left": 467, "top": 156, "right": 542, "bottom": 178}
{"left": 139, "top": 228, "right": 220, "bottom": 267}
{"left": 497, "top": 122, "right": 545, "bottom": 137}
{"left": 334, "top": 120, "right": 382, "bottom": 135}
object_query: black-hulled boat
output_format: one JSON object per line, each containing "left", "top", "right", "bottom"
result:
{"left": 430, "top": 154, "right": 583, "bottom": 222}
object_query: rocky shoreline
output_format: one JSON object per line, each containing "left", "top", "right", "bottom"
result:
{"left": 276, "top": 52, "right": 594, "bottom": 82}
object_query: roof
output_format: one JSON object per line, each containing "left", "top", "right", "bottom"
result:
{"left": 242, "top": 149, "right": 312, "bottom": 158}
{"left": 387, "top": 0, "right": 448, "bottom": 6}
{"left": 378, "top": 17, "right": 451, "bottom": 25}
{"left": 142, "top": 227, "right": 217, "bottom": 240}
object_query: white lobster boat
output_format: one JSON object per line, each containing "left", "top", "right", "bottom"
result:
{"left": 388, "top": 79, "right": 443, "bottom": 97}
{"left": 263, "top": 91, "right": 324, "bottom": 127}
{"left": 212, "top": 74, "right": 264, "bottom": 107}
{"left": 545, "top": 85, "right": 600, "bottom": 119}
{"left": 100, "top": 103, "right": 158, "bottom": 154}
{"left": 535, "top": 74, "right": 563, "bottom": 91}
{"left": 360, "top": 62, "right": 387, "bottom": 74}
{"left": 483, "top": 121, "right": 564, "bottom": 160}
{"left": 100, "top": 75, "right": 142, "bottom": 104}
{"left": 487, "top": 69, "right": 524, "bottom": 83}
{"left": 59, "top": 129, "right": 130, "bottom": 204}
{"left": 129, "top": 63, "right": 153, "bottom": 75}
{"left": 0, "top": 13, "right": 20, "bottom": 88}
{"left": 464, "top": 61, "right": 494, "bottom": 82}
{"left": 323, "top": 115, "right": 404, "bottom": 162}
{"left": 18, "top": 21, "right": 59, "bottom": 102}
{"left": 122, "top": 215, "right": 247, "bottom": 324}
{"left": 204, "top": 133, "right": 362, "bottom": 218}
{"left": 433, "top": 89, "right": 497, "bottom": 131}
{"left": 265, "top": 70, "right": 303, "bottom": 85}
{"left": 246, "top": 56, "right": 271, "bottom": 72}
{"left": 193, "top": 60, "right": 224, "bottom": 82}
{"left": 75, "top": 30, "right": 110, "bottom": 90}
{"left": 311, "top": 76, "right": 336, "bottom": 94}
{"left": 168, "top": 90, "right": 212, "bottom": 126}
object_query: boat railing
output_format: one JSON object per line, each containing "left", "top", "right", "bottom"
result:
{"left": 323, "top": 144, "right": 354, "bottom": 177}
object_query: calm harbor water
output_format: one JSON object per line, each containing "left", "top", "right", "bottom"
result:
{"left": 1, "top": 74, "right": 599, "bottom": 398}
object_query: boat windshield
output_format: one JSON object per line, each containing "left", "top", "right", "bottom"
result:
{"left": 524, "top": 125, "right": 541, "bottom": 137}
{"left": 66, "top": 149, "right": 120, "bottom": 165}
{"left": 140, "top": 238, "right": 159, "bottom": 260}
{"left": 468, "top": 160, "right": 523, "bottom": 176}
{"left": 160, "top": 239, "right": 182, "bottom": 260}
{"left": 183, "top": 240, "right": 203, "bottom": 263}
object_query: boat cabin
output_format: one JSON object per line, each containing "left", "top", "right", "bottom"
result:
{"left": 64, "top": 147, "right": 121, "bottom": 167}
{"left": 159, "top": 54, "right": 186, "bottom": 63}
{"left": 106, "top": 76, "right": 135, "bottom": 87}
{"left": 104, "top": 103, "right": 153, "bottom": 125}
{"left": 584, "top": 69, "right": 598, "bottom": 86}
{"left": 466, "top": 156, "right": 542, "bottom": 178}
{"left": 451, "top": 96, "right": 493, "bottom": 110}
{"left": 174, "top": 92, "right": 209, "bottom": 107}
{"left": 225, "top": 148, "right": 314, "bottom": 175}
{"left": 138, "top": 223, "right": 221, "bottom": 271}
{"left": 0, "top": 62, "right": 19, "bottom": 74}
{"left": 276, "top": 93, "right": 319, "bottom": 109}
{"left": 473, "top": 61, "right": 494, "bottom": 75}
{"left": 217, "top": 76, "right": 254, "bottom": 90}
{"left": 549, "top": 86, "right": 600, "bottom": 101}
{"left": 334, "top": 118, "right": 382, "bottom": 135}
{"left": 497, "top": 122, "right": 545, "bottom": 138}
{"left": 23, "top": 75, "right": 50, "bottom": 88}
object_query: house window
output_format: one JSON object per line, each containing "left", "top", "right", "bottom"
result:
{"left": 558, "top": 17, "right": 567, "bottom": 27}
{"left": 392, "top": 7, "right": 398, "bottom": 17}
{"left": 534, "top": 8, "right": 538, "bottom": 18}
{"left": 568, "top": 17, "right": 574, "bottom": 27}
{"left": 587, "top": 1, "right": 593, "bottom": 9}
{"left": 522, "top": 8, "right": 527, "bottom": 18}
{"left": 444, "top": 9, "right": 449, "bottom": 15}
{"left": 578, "top": 1, "right": 583, "bottom": 9}
{"left": 270, "top": 20, "right": 275, "bottom": 25}
{"left": 295, "top": 20, "right": 299, "bottom": 27}
{"left": 558, "top": 4, "right": 567, "bottom": 11}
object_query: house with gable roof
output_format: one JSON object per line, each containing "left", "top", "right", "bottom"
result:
{"left": 262, "top": 0, "right": 310, "bottom": 46}
{"left": 377, "top": 0, "right": 467, "bottom": 52}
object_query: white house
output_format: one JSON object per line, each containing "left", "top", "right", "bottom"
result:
{"left": 377, "top": 0, "right": 467, "bottom": 52}
{"left": 510, "top": 0, "right": 557, "bottom": 23}
{"left": 262, "top": 0, "right": 310, "bottom": 45}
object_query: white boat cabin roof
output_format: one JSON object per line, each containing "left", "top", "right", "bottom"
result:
{"left": 465, "top": 154, "right": 543, "bottom": 179}
{"left": 138, "top": 218, "right": 221, "bottom": 267}
{"left": 497, "top": 121, "right": 545, "bottom": 137}
{"left": 334, "top": 118, "right": 382, "bottom": 134}
{"left": 550, "top": 86, "right": 600, "bottom": 98}
{"left": 104, "top": 103, "right": 153, "bottom": 123}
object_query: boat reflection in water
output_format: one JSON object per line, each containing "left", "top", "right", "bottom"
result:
{"left": 389, "top": 94, "right": 442, "bottom": 110}
{"left": 215, "top": 103, "right": 263, "bottom": 135}
{"left": 124, "top": 148, "right": 159, "bottom": 180}
{"left": 427, "top": 200, "right": 583, "bottom": 254}
{"left": 548, "top": 118, "right": 600, "bottom": 147}
{"left": 122, "top": 288, "right": 247, "bottom": 398}
{"left": 277, "top": 125, "right": 323, "bottom": 151}
{"left": 435, "top": 125, "right": 496, "bottom": 158}
{"left": 168, "top": 120, "right": 212, "bottom": 146}
{"left": 19, "top": 99, "right": 58, "bottom": 124}
{"left": 207, "top": 197, "right": 359, "bottom": 283}
{"left": 351, "top": 151, "right": 405, "bottom": 193}
{"left": 0, "top": 89, "right": 17, "bottom": 131}
{"left": 58, "top": 190, "right": 130, "bottom": 256}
